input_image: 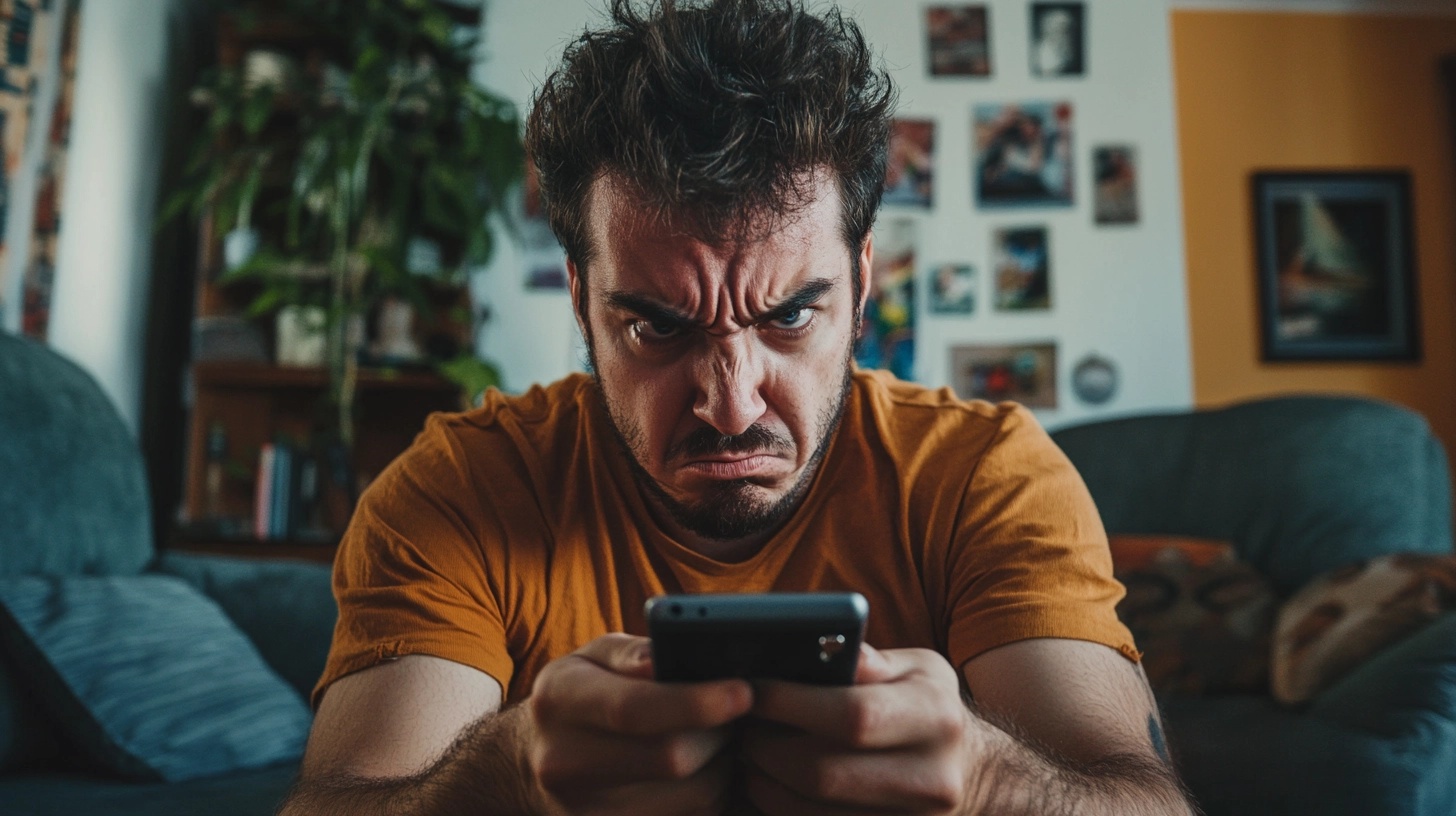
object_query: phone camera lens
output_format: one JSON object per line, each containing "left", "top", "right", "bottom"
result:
{"left": 670, "top": 603, "right": 683, "bottom": 617}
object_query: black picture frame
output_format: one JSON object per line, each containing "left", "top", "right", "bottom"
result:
{"left": 1252, "top": 171, "right": 1420, "bottom": 362}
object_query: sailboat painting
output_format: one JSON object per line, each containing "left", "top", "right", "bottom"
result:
{"left": 1252, "top": 172, "right": 1419, "bottom": 361}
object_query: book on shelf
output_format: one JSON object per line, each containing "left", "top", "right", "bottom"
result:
{"left": 252, "top": 438, "right": 334, "bottom": 543}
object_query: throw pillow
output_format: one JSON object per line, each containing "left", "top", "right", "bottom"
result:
{"left": 0, "top": 574, "right": 312, "bottom": 782}
{"left": 1110, "top": 535, "right": 1277, "bottom": 695}
{"left": 1271, "top": 553, "right": 1456, "bottom": 705}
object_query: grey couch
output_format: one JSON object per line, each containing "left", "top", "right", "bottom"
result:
{"left": 0, "top": 331, "right": 336, "bottom": 816}
{"left": 1053, "top": 396, "right": 1456, "bottom": 816}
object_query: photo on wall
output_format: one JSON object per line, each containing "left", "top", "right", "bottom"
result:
{"left": 1093, "top": 145, "right": 1139, "bottom": 225}
{"left": 521, "top": 160, "right": 569, "bottom": 290}
{"left": 883, "top": 119, "right": 935, "bottom": 208}
{"left": 929, "top": 263, "right": 976, "bottom": 315}
{"left": 974, "top": 102, "right": 1074, "bottom": 208}
{"left": 1030, "top": 2, "right": 1085, "bottom": 78}
{"left": 949, "top": 342, "right": 1058, "bottom": 408}
{"left": 1252, "top": 171, "right": 1419, "bottom": 361}
{"left": 993, "top": 226, "right": 1051, "bottom": 311}
{"left": 855, "top": 218, "right": 917, "bottom": 381}
{"left": 926, "top": 5, "right": 991, "bottom": 77}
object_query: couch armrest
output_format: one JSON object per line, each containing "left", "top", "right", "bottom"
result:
{"left": 1308, "top": 612, "right": 1456, "bottom": 740}
{"left": 153, "top": 551, "right": 337, "bottom": 701}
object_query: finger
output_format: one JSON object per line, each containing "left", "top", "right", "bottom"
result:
{"left": 575, "top": 632, "right": 656, "bottom": 680}
{"left": 549, "top": 744, "right": 735, "bottom": 816}
{"left": 854, "top": 643, "right": 898, "bottom": 685}
{"left": 535, "top": 724, "right": 734, "bottom": 788}
{"left": 752, "top": 652, "right": 962, "bottom": 748}
{"left": 533, "top": 655, "right": 752, "bottom": 736}
{"left": 742, "top": 726, "right": 966, "bottom": 812}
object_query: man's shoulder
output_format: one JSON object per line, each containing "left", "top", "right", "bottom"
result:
{"left": 387, "top": 373, "right": 597, "bottom": 490}
{"left": 851, "top": 368, "right": 1040, "bottom": 447}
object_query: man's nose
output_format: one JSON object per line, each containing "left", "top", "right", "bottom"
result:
{"left": 691, "top": 334, "right": 767, "bottom": 437}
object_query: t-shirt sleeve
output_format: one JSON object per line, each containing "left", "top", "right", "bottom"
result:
{"left": 945, "top": 405, "right": 1140, "bottom": 668}
{"left": 312, "top": 418, "right": 515, "bottom": 709}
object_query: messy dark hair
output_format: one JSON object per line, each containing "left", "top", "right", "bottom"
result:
{"left": 525, "top": 0, "right": 895, "bottom": 293}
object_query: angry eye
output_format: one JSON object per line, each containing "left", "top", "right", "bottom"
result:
{"left": 632, "top": 319, "right": 685, "bottom": 341}
{"left": 768, "top": 309, "right": 813, "bottom": 331}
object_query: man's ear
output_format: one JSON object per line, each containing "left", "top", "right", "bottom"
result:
{"left": 567, "top": 256, "right": 588, "bottom": 336}
{"left": 856, "top": 233, "right": 874, "bottom": 315}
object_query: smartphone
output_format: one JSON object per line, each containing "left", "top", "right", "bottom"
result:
{"left": 646, "top": 592, "right": 869, "bottom": 686}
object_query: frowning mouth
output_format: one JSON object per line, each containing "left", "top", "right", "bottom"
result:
{"left": 680, "top": 453, "right": 784, "bottom": 480}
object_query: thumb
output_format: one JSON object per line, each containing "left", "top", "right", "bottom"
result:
{"left": 854, "top": 642, "right": 898, "bottom": 685}
{"left": 575, "top": 633, "right": 656, "bottom": 680}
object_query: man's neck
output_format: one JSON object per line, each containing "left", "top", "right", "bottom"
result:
{"left": 642, "top": 494, "right": 780, "bottom": 564}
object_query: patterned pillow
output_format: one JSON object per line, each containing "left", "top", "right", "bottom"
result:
{"left": 1110, "top": 535, "right": 1277, "bottom": 695}
{"left": 1272, "top": 554, "right": 1456, "bottom": 705}
{"left": 0, "top": 575, "right": 312, "bottom": 781}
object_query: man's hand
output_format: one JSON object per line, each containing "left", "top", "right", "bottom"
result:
{"left": 527, "top": 633, "right": 754, "bottom": 816}
{"left": 740, "top": 644, "right": 974, "bottom": 815}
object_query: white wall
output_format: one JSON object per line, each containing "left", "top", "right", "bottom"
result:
{"left": 474, "top": 0, "right": 1193, "bottom": 428}
{"left": 42, "top": 0, "right": 187, "bottom": 437}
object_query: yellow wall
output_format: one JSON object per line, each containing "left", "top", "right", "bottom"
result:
{"left": 1173, "top": 11, "right": 1456, "bottom": 459}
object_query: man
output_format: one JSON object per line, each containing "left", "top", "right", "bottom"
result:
{"left": 280, "top": 1, "right": 1196, "bottom": 814}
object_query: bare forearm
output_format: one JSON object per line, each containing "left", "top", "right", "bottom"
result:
{"left": 966, "top": 720, "right": 1196, "bottom": 816}
{"left": 278, "top": 704, "right": 551, "bottom": 816}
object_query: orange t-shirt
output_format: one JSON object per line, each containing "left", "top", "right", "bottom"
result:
{"left": 314, "top": 370, "right": 1137, "bottom": 707}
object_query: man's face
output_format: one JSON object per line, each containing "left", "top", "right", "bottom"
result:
{"left": 570, "top": 177, "right": 871, "bottom": 546}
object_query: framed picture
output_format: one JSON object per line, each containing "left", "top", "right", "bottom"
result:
{"left": 949, "top": 342, "right": 1058, "bottom": 408}
{"left": 884, "top": 119, "right": 935, "bottom": 208}
{"left": 1030, "top": 3, "right": 1085, "bottom": 78}
{"left": 1093, "top": 145, "right": 1138, "bottom": 226}
{"left": 974, "top": 102, "right": 1074, "bottom": 208}
{"left": 993, "top": 226, "right": 1051, "bottom": 311}
{"left": 926, "top": 5, "right": 991, "bottom": 77}
{"left": 855, "top": 218, "right": 917, "bottom": 381}
{"left": 1252, "top": 171, "right": 1419, "bottom": 361}
{"left": 929, "top": 263, "right": 976, "bottom": 314}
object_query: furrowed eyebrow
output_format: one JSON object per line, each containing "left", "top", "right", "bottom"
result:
{"left": 604, "top": 292, "right": 697, "bottom": 329}
{"left": 602, "top": 276, "right": 837, "bottom": 328}
{"left": 754, "top": 278, "right": 836, "bottom": 325}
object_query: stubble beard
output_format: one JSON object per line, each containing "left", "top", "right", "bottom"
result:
{"left": 589, "top": 345, "right": 856, "bottom": 544}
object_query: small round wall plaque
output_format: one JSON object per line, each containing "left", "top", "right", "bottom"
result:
{"left": 1072, "top": 354, "right": 1119, "bottom": 405}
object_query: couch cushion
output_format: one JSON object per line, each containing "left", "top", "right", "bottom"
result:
{"left": 1274, "top": 557, "right": 1456, "bottom": 705}
{"left": 0, "top": 646, "right": 59, "bottom": 772}
{"left": 1053, "top": 396, "right": 1454, "bottom": 595}
{"left": 1111, "top": 536, "right": 1275, "bottom": 695}
{"left": 0, "top": 575, "right": 311, "bottom": 782}
{"left": 0, "top": 763, "right": 299, "bottom": 816}
{"left": 0, "top": 332, "right": 152, "bottom": 577}
{"left": 154, "top": 552, "right": 337, "bottom": 699}
{"left": 1164, "top": 693, "right": 1456, "bottom": 816}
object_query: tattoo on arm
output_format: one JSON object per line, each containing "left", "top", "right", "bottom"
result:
{"left": 1148, "top": 714, "right": 1170, "bottom": 765}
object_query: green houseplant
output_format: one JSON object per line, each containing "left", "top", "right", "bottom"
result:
{"left": 165, "top": 0, "right": 523, "bottom": 448}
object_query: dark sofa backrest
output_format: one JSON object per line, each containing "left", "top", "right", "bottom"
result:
{"left": 1051, "top": 395, "right": 1453, "bottom": 596}
{"left": 0, "top": 332, "right": 152, "bottom": 577}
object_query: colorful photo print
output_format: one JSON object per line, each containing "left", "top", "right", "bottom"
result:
{"left": 883, "top": 119, "right": 935, "bottom": 208}
{"left": 855, "top": 218, "right": 917, "bottom": 381}
{"left": 1253, "top": 172, "right": 1419, "bottom": 361}
{"left": 974, "top": 102, "right": 1073, "bottom": 207}
{"left": 1030, "top": 3, "right": 1085, "bottom": 78}
{"left": 950, "top": 342, "right": 1058, "bottom": 408}
{"left": 1093, "top": 145, "right": 1138, "bottom": 225}
{"left": 521, "top": 159, "right": 568, "bottom": 290}
{"left": 926, "top": 5, "right": 991, "bottom": 77}
{"left": 929, "top": 263, "right": 976, "bottom": 314}
{"left": 993, "top": 226, "right": 1051, "bottom": 311}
